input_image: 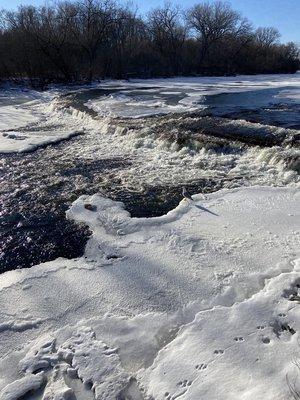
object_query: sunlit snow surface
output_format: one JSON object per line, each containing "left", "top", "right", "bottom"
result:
{"left": 0, "top": 75, "right": 300, "bottom": 399}
{"left": 0, "top": 188, "right": 299, "bottom": 399}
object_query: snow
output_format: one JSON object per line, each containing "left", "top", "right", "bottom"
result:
{"left": 0, "top": 372, "right": 45, "bottom": 400}
{"left": 0, "top": 187, "right": 299, "bottom": 399}
{"left": 0, "top": 129, "right": 83, "bottom": 153}
{"left": 0, "top": 105, "right": 40, "bottom": 131}
{"left": 0, "top": 89, "right": 83, "bottom": 153}
{"left": 1, "top": 73, "right": 300, "bottom": 153}
{"left": 84, "top": 92, "right": 204, "bottom": 118}
{"left": 42, "top": 366, "right": 74, "bottom": 400}
{"left": 139, "top": 262, "right": 300, "bottom": 400}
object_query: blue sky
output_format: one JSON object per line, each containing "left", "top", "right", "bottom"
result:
{"left": 0, "top": 0, "right": 299, "bottom": 43}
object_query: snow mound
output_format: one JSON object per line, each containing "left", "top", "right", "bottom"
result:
{"left": 0, "top": 372, "right": 45, "bottom": 400}
{"left": 139, "top": 262, "right": 300, "bottom": 400}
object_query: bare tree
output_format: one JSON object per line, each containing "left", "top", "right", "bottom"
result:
{"left": 255, "top": 27, "right": 280, "bottom": 47}
{"left": 148, "top": 3, "right": 186, "bottom": 75}
{"left": 2, "top": 4, "right": 74, "bottom": 81}
{"left": 0, "top": 0, "right": 298, "bottom": 82}
{"left": 186, "top": 1, "right": 247, "bottom": 72}
{"left": 69, "top": 0, "right": 116, "bottom": 80}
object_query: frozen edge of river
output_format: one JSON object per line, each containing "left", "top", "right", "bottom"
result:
{"left": 0, "top": 186, "right": 299, "bottom": 400}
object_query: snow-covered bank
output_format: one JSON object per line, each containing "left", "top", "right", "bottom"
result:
{"left": 0, "top": 187, "right": 299, "bottom": 399}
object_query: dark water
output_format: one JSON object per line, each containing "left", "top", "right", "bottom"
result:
{"left": 63, "top": 85, "right": 300, "bottom": 128}
{"left": 204, "top": 86, "right": 300, "bottom": 129}
{"left": 0, "top": 131, "right": 225, "bottom": 272}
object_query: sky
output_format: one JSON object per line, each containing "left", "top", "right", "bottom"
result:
{"left": 0, "top": 0, "right": 299, "bottom": 44}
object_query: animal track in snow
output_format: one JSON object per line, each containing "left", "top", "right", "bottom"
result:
{"left": 163, "top": 380, "right": 193, "bottom": 400}
{"left": 195, "top": 363, "right": 207, "bottom": 371}
{"left": 256, "top": 325, "right": 265, "bottom": 330}
{"left": 282, "top": 278, "right": 300, "bottom": 301}
{"left": 178, "top": 379, "right": 192, "bottom": 388}
{"left": 214, "top": 349, "right": 224, "bottom": 354}
{"left": 234, "top": 337, "right": 244, "bottom": 342}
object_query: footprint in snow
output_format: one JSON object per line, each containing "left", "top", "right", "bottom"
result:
{"left": 178, "top": 379, "right": 192, "bottom": 388}
{"left": 278, "top": 313, "right": 286, "bottom": 318}
{"left": 195, "top": 363, "right": 207, "bottom": 371}
{"left": 214, "top": 349, "right": 224, "bottom": 354}
{"left": 234, "top": 337, "right": 244, "bottom": 342}
{"left": 256, "top": 325, "right": 265, "bottom": 330}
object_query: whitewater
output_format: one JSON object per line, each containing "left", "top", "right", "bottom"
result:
{"left": 0, "top": 74, "right": 299, "bottom": 400}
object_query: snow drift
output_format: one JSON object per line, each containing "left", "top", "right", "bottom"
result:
{"left": 0, "top": 187, "right": 299, "bottom": 399}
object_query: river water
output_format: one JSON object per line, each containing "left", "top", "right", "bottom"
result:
{"left": 0, "top": 76, "right": 299, "bottom": 271}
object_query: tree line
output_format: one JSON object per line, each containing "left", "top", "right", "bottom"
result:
{"left": 0, "top": 0, "right": 299, "bottom": 84}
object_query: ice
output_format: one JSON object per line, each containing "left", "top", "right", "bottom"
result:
{"left": 277, "top": 88, "right": 300, "bottom": 101}
{"left": 0, "top": 105, "right": 40, "bottom": 131}
{"left": 0, "top": 89, "right": 84, "bottom": 153}
{"left": 85, "top": 73, "right": 300, "bottom": 118}
{"left": 1, "top": 73, "right": 299, "bottom": 154}
{"left": 0, "top": 187, "right": 299, "bottom": 399}
{"left": 84, "top": 92, "right": 202, "bottom": 118}
{"left": 0, "top": 129, "right": 83, "bottom": 153}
